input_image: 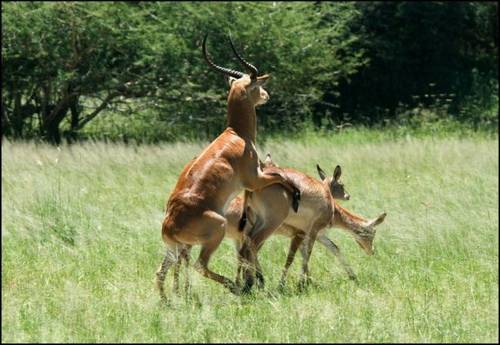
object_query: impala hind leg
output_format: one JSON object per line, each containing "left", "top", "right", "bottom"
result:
{"left": 238, "top": 241, "right": 258, "bottom": 294}
{"left": 235, "top": 240, "right": 244, "bottom": 287}
{"left": 298, "top": 227, "right": 321, "bottom": 288}
{"left": 156, "top": 245, "right": 181, "bottom": 301}
{"left": 255, "top": 257, "right": 265, "bottom": 288}
{"left": 241, "top": 216, "right": 287, "bottom": 293}
{"left": 317, "top": 234, "right": 357, "bottom": 280}
{"left": 239, "top": 248, "right": 265, "bottom": 288}
{"left": 190, "top": 211, "right": 238, "bottom": 294}
{"left": 239, "top": 219, "right": 266, "bottom": 294}
{"left": 195, "top": 244, "right": 238, "bottom": 295}
{"left": 239, "top": 239, "right": 272, "bottom": 293}
{"left": 235, "top": 248, "right": 264, "bottom": 288}
{"left": 235, "top": 237, "right": 251, "bottom": 289}
{"left": 172, "top": 246, "right": 192, "bottom": 294}
{"left": 182, "top": 246, "right": 192, "bottom": 294}
{"left": 173, "top": 256, "right": 181, "bottom": 294}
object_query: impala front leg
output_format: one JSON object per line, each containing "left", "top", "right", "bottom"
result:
{"left": 317, "top": 234, "right": 357, "bottom": 280}
{"left": 279, "top": 231, "right": 305, "bottom": 289}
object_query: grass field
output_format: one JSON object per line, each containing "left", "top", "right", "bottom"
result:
{"left": 1, "top": 130, "right": 498, "bottom": 342}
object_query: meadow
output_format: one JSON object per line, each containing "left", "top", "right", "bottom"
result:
{"left": 1, "top": 129, "right": 498, "bottom": 342}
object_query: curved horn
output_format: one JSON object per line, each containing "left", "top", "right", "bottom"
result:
{"left": 228, "top": 34, "right": 258, "bottom": 80}
{"left": 202, "top": 34, "right": 245, "bottom": 79}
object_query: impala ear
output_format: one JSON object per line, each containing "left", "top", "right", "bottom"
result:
{"left": 265, "top": 153, "right": 273, "bottom": 164}
{"left": 256, "top": 74, "right": 270, "bottom": 86}
{"left": 317, "top": 164, "right": 327, "bottom": 181}
{"left": 370, "top": 212, "right": 387, "bottom": 227}
{"left": 227, "top": 76, "right": 237, "bottom": 87}
{"left": 333, "top": 165, "right": 342, "bottom": 181}
{"left": 258, "top": 159, "right": 265, "bottom": 170}
{"left": 246, "top": 74, "right": 270, "bottom": 90}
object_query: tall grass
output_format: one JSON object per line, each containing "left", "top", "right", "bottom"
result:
{"left": 1, "top": 131, "right": 498, "bottom": 342}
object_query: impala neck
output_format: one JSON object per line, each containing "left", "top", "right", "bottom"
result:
{"left": 226, "top": 97, "right": 257, "bottom": 142}
{"left": 331, "top": 201, "right": 368, "bottom": 229}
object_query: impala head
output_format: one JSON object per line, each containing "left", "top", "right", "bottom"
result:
{"left": 227, "top": 75, "right": 270, "bottom": 107}
{"left": 317, "top": 164, "right": 350, "bottom": 200}
{"left": 202, "top": 34, "right": 270, "bottom": 108}
{"left": 353, "top": 212, "right": 387, "bottom": 255}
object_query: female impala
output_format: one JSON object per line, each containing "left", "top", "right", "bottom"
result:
{"left": 237, "top": 155, "right": 386, "bottom": 292}
{"left": 156, "top": 35, "right": 300, "bottom": 300}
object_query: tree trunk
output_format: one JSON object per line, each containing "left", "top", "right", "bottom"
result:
{"left": 66, "top": 97, "right": 80, "bottom": 143}
{"left": 11, "top": 92, "right": 24, "bottom": 138}
{"left": 42, "top": 103, "right": 68, "bottom": 145}
{"left": 44, "top": 119, "right": 62, "bottom": 144}
{"left": 42, "top": 83, "right": 78, "bottom": 144}
{"left": 1, "top": 97, "right": 6, "bottom": 142}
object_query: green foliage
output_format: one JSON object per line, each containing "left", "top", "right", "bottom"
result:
{"left": 1, "top": 1, "right": 498, "bottom": 143}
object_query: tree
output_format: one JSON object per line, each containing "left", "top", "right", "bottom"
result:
{"left": 2, "top": 2, "right": 181, "bottom": 143}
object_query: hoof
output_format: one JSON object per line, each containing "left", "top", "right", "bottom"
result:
{"left": 241, "top": 278, "right": 254, "bottom": 294}
{"left": 159, "top": 295, "right": 171, "bottom": 306}
{"left": 229, "top": 284, "right": 241, "bottom": 296}
{"left": 277, "top": 280, "right": 287, "bottom": 293}
{"left": 298, "top": 277, "right": 312, "bottom": 290}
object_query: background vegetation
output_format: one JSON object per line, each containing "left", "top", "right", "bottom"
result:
{"left": 2, "top": 1, "right": 498, "bottom": 144}
{"left": 2, "top": 131, "right": 498, "bottom": 342}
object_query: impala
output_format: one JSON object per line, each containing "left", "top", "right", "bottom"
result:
{"left": 156, "top": 35, "right": 300, "bottom": 300}
{"left": 237, "top": 154, "right": 386, "bottom": 291}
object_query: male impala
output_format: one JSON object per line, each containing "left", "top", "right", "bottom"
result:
{"left": 237, "top": 155, "right": 386, "bottom": 291}
{"left": 156, "top": 35, "right": 300, "bottom": 300}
